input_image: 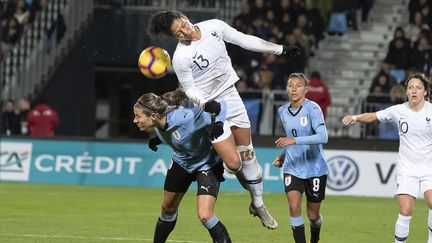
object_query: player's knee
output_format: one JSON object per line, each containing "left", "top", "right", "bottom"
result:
{"left": 307, "top": 210, "right": 320, "bottom": 221}
{"left": 399, "top": 208, "right": 413, "bottom": 217}
{"left": 289, "top": 204, "right": 302, "bottom": 216}
{"left": 237, "top": 144, "right": 256, "bottom": 163}
{"left": 161, "top": 203, "right": 178, "bottom": 216}
{"left": 223, "top": 161, "right": 242, "bottom": 174}
{"left": 197, "top": 211, "right": 213, "bottom": 225}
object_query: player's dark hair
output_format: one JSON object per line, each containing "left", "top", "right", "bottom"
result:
{"left": 135, "top": 89, "right": 187, "bottom": 115}
{"left": 161, "top": 88, "right": 187, "bottom": 107}
{"left": 147, "top": 10, "right": 186, "bottom": 38}
{"left": 404, "top": 72, "right": 431, "bottom": 100}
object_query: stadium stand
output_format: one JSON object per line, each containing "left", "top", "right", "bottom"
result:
{"left": 309, "top": 0, "right": 409, "bottom": 138}
{"left": 1, "top": 0, "right": 93, "bottom": 102}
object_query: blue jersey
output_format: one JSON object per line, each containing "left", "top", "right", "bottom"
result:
{"left": 155, "top": 102, "right": 226, "bottom": 173}
{"left": 278, "top": 99, "right": 328, "bottom": 179}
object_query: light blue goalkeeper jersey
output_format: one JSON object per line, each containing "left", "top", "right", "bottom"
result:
{"left": 278, "top": 99, "right": 329, "bottom": 179}
{"left": 155, "top": 101, "right": 227, "bottom": 173}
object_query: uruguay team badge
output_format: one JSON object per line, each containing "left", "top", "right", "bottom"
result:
{"left": 172, "top": 131, "right": 181, "bottom": 140}
{"left": 300, "top": 116, "right": 308, "bottom": 127}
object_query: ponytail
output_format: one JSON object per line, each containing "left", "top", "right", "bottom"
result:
{"left": 134, "top": 88, "right": 187, "bottom": 115}
{"left": 161, "top": 88, "right": 188, "bottom": 107}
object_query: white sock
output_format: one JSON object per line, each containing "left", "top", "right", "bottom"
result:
{"left": 395, "top": 214, "right": 412, "bottom": 243}
{"left": 240, "top": 159, "right": 263, "bottom": 207}
{"left": 428, "top": 209, "right": 432, "bottom": 243}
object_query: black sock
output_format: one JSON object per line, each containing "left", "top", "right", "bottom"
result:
{"left": 292, "top": 225, "right": 306, "bottom": 243}
{"left": 154, "top": 217, "right": 177, "bottom": 243}
{"left": 310, "top": 225, "right": 321, "bottom": 243}
{"left": 208, "top": 221, "right": 232, "bottom": 243}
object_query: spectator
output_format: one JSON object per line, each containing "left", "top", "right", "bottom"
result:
{"left": 304, "top": 0, "right": 325, "bottom": 45}
{"left": 327, "top": 0, "right": 351, "bottom": 36}
{"left": 280, "top": 12, "right": 294, "bottom": 36}
{"left": 13, "top": 0, "right": 31, "bottom": 25}
{"left": 2, "top": 99, "right": 21, "bottom": 135}
{"left": 408, "top": 0, "right": 429, "bottom": 23}
{"left": 367, "top": 71, "right": 395, "bottom": 103}
{"left": 18, "top": 98, "right": 30, "bottom": 135}
{"left": 305, "top": 71, "right": 331, "bottom": 119}
{"left": 289, "top": 0, "right": 305, "bottom": 22}
{"left": 232, "top": 3, "right": 253, "bottom": 33}
{"left": 295, "top": 14, "right": 316, "bottom": 55}
{"left": 384, "top": 37, "right": 412, "bottom": 70}
{"left": 410, "top": 36, "right": 432, "bottom": 75}
{"left": 281, "top": 33, "right": 307, "bottom": 76}
{"left": 388, "top": 27, "right": 411, "bottom": 54}
{"left": 292, "top": 27, "right": 312, "bottom": 57}
{"left": 2, "top": 17, "right": 22, "bottom": 47}
{"left": 358, "top": 0, "right": 375, "bottom": 22}
{"left": 27, "top": 101, "right": 60, "bottom": 137}
{"left": 405, "top": 12, "right": 426, "bottom": 43}
{"left": 389, "top": 84, "right": 407, "bottom": 104}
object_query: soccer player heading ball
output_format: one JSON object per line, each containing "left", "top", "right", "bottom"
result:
{"left": 148, "top": 10, "right": 301, "bottom": 230}
{"left": 133, "top": 89, "right": 231, "bottom": 243}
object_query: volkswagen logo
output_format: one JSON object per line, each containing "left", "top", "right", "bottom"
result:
{"left": 327, "top": 156, "right": 359, "bottom": 191}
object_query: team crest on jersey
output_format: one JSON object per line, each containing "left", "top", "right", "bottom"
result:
{"left": 426, "top": 117, "right": 431, "bottom": 127}
{"left": 300, "top": 116, "right": 308, "bottom": 127}
{"left": 172, "top": 131, "right": 181, "bottom": 140}
{"left": 210, "top": 31, "right": 221, "bottom": 40}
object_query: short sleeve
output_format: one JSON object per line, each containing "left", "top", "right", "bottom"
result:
{"left": 376, "top": 105, "right": 398, "bottom": 123}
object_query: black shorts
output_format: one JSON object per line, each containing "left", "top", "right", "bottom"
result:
{"left": 284, "top": 174, "right": 327, "bottom": 203}
{"left": 164, "top": 161, "right": 225, "bottom": 198}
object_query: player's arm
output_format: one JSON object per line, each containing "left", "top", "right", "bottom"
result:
{"left": 217, "top": 20, "right": 298, "bottom": 56}
{"left": 274, "top": 125, "right": 328, "bottom": 148}
{"left": 172, "top": 55, "right": 221, "bottom": 116}
{"left": 342, "top": 112, "right": 377, "bottom": 126}
{"left": 172, "top": 56, "right": 207, "bottom": 107}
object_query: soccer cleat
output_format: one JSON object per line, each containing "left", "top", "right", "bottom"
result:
{"left": 249, "top": 203, "right": 278, "bottom": 229}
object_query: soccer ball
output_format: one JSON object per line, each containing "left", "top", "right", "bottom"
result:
{"left": 138, "top": 46, "right": 171, "bottom": 79}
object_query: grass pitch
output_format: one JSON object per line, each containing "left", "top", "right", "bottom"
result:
{"left": 0, "top": 182, "right": 429, "bottom": 242}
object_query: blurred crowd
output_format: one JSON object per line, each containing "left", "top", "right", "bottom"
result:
{"left": 229, "top": 0, "right": 327, "bottom": 90}
{"left": 1, "top": 98, "right": 59, "bottom": 137}
{"left": 0, "top": 0, "right": 49, "bottom": 61}
{"left": 367, "top": 0, "right": 432, "bottom": 106}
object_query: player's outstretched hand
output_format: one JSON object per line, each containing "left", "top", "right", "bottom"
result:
{"left": 204, "top": 100, "right": 221, "bottom": 116}
{"left": 342, "top": 115, "right": 356, "bottom": 126}
{"left": 210, "top": 121, "right": 224, "bottom": 140}
{"left": 148, "top": 136, "right": 162, "bottom": 152}
{"left": 282, "top": 45, "right": 301, "bottom": 57}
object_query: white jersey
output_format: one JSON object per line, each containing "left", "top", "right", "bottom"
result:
{"left": 376, "top": 102, "right": 432, "bottom": 174}
{"left": 172, "top": 19, "right": 283, "bottom": 107}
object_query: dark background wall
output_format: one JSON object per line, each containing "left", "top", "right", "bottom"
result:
{"left": 39, "top": 22, "right": 96, "bottom": 137}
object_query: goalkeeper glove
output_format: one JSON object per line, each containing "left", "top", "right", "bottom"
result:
{"left": 148, "top": 136, "right": 162, "bottom": 152}
{"left": 282, "top": 45, "right": 301, "bottom": 57}
{"left": 210, "top": 121, "right": 224, "bottom": 140}
{"left": 204, "top": 100, "right": 221, "bottom": 116}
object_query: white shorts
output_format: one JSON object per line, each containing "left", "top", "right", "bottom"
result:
{"left": 211, "top": 85, "right": 250, "bottom": 144}
{"left": 395, "top": 170, "right": 432, "bottom": 198}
